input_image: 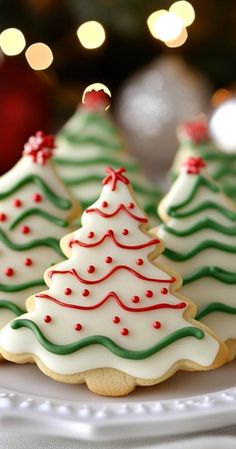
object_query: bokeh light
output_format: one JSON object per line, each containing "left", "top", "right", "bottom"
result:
{"left": 210, "top": 98, "right": 236, "bottom": 152}
{"left": 0, "top": 28, "right": 26, "bottom": 56}
{"left": 170, "top": 1, "right": 195, "bottom": 27}
{"left": 77, "top": 21, "right": 106, "bottom": 49}
{"left": 165, "top": 27, "right": 188, "bottom": 47}
{"left": 25, "top": 43, "right": 53, "bottom": 70}
{"left": 147, "top": 11, "right": 183, "bottom": 42}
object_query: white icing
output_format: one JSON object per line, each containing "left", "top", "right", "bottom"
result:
{"left": 0, "top": 150, "right": 80, "bottom": 327}
{"left": 157, "top": 168, "right": 236, "bottom": 342}
{"left": 54, "top": 105, "right": 159, "bottom": 215}
{"left": 0, "top": 173, "right": 220, "bottom": 380}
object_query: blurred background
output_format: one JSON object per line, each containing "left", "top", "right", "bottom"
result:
{"left": 0, "top": 0, "right": 235, "bottom": 177}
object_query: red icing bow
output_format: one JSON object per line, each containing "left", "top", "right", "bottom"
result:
{"left": 23, "top": 131, "right": 56, "bottom": 165}
{"left": 179, "top": 119, "right": 209, "bottom": 144}
{"left": 83, "top": 89, "right": 110, "bottom": 110}
{"left": 102, "top": 167, "right": 129, "bottom": 191}
{"left": 183, "top": 157, "right": 206, "bottom": 174}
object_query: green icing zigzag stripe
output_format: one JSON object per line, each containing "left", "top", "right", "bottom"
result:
{"left": 82, "top": 111, "right": 117, "bottom": 134}
{"left": 54, "top": 155, "right": 139, "bottom": 172}
{"left": 60, "top": 131, "right": 122, "bottom": 151}
{"left": 0, "top": 279, "right": 45, "bottom": 293}
{"left": 10, "top": 320, "right": 204, "bottom": 358}
{"left": 167, "top": 175, "right": 236, "bottom": 220}
{"left": 9, "top": 208, "right": 69, "bottom": 230}
{"left": 183, "top": 266, "right": 236, "bottom": 284}
{"left": 0, "top": 175, "right": 72, "bottom": 210}
{"left": 196, "top": 302, "right": 236, "bottom": 320}
{"left": 0, "top": 228, "right": 63, "bottom": 256}
{"left": 164, "top": 240, "right": 236, "bottom": 261}
{"left": 161, "top": 218, "right": 236, "bottom": 236}
{"left": 0, "top": 300, "right": 24, "bottom": 316}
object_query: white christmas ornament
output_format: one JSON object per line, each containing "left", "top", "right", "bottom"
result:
{"left": 210, "top": 98, "right": 236, "bottom": 152}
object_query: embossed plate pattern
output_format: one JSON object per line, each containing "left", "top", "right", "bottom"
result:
{"left": 0, "top": 361, "right": 236, "bottom": 441}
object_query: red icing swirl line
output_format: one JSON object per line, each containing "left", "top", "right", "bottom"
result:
{"left": 69, "top": 229, "right": 160, "bottom": 250}
{"left": 48, "top": 266, "right": 176, "bottom": 285}
{"left": 86, "top": 203, "right": 147, "bottom": 223}
{"left": 36, "top": 291, "right": 186, "bottom": 312}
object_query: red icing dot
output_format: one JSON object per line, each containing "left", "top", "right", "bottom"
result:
{"left": 74, "top": 323, "right": 82, "bottom": 331}
{"left": 21, "top": 225, "right": 30, "bottom": 234}
{"left": 0, "top": 213, "right": 7, "bottom": 222}
{"left": 121, "top": 328, "right": 129, "bottom": 336}
{"left": 153, "top": 321, "right": 161, "bottom": 329}
{"left": 113, "top": 316, "right": 120, "bottom": 324}
{"left": 88, "top": 231, "right": 94, "bottom": 238}
{"left": 102, "top": 201, "right": 108, "bottom": 208}
{"left": 82, "top": 289, "right": 90, "bottom": 297}
{"left": 5, "top": 267, "right": 14, "bottom": 277}
{"left": 105, "top": 256, "right": 112, "bottom": 264}
{"left": 128, "top": 202, "right": 134, "bottom": 209}
{"left": 87, "top": 265, "right": 95, "bottom": 273}
{"left": 44, "top": 315, "right": 52, "bottom": 323}
{"left": 122, "top": 228, "right": 129, "bottom": 235}
{"left": 136, "top": 258, "right": 143, "bottom": 265}
{"left": 13, "top": 199, "right": 22, "bottom": 208}
{"left": 132, "top": 296, "right": 140, "bottom": 303}
{"left": 24, "top": 258, "right": 32, "bottom": 266}
{"left": 64, "top": 288, "right": 72, "bottom": 295}
{"left": 145, "top": 290, "right": 153, "bottom": 298}
{"left": 161, "top": 288, "right": 168, "bottom": 295}
{"left": 33, "top": 193, "right": 42, "bottom": 203}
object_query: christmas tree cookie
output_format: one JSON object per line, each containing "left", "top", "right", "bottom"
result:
{"left": 0, "top": 166, "right": 226, "bottom": 396}
{"left": 0, "top": 131, "right": 80, "bottom": 331}
{"left": 170, "top": 118, "right": 236, "bottom": 200}
{"left": 54, "top": 89, "right": 161, "bottom": 221}
{"left": 157, "top": 157, "right": 236, "bottom": 359}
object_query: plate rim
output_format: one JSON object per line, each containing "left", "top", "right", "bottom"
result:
{"left": 1, "top": 383, "right": 236, "bottom": 441}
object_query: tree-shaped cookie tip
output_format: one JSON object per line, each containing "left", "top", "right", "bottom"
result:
{"left": 83, "top": 89, "right": 110, "bottom": 110}
{"left": 23, "top": 130, "right": 56, "bottom": 165}
{"left": 183, "top": 156, "right": 206, "bottom": 174}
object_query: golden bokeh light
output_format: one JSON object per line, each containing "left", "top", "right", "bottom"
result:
{"left": 147, "top": 11, "right": 183, "bottom": 42}
{"left": 25, "top": 43, "right": 53, "bottom": 70}
{"left": 165, "top": 27, "right": 188, "bottom": 47}
{"left": 170, "top": 1, "right": 195, "bottom": 27}
{"left": 77, "top": 21, "right": 106, "bottom": 49}
{"left": 0, "top": 28, "right": 26, "bottom": 56}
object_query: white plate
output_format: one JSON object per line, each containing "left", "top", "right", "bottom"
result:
{"left": 0, "top": 360, "right": 236, "bottom": 441}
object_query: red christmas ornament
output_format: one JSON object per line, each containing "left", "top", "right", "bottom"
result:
{"left": 102, "top": 167, "right": 129, "bottom": 191}
{"left": 23, "top": 130, "right": 56, "bottom": 165}
{"left": 183, "top": 157, "right": 206, "bottom": 174}
{"left": 83, "top": 89, "right": 110, "bottom": 110}
{"left": 179, "top": 119, "right": 209, "bottom": 144}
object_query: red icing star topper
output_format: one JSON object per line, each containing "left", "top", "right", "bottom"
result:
{"left": 179, "top": 119, "right": 209, "bottom": 144}
{"left": 183, "top": 157, "right": 206, "bottom": 174}
{"left": 83, "top": 89, "right": 110, "bottom": 110}
{"left": 23, "top": 131, "right": 56, "bottom": 165}
{"left": 103, "top": 167, "right": 129, "bottom": 191}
